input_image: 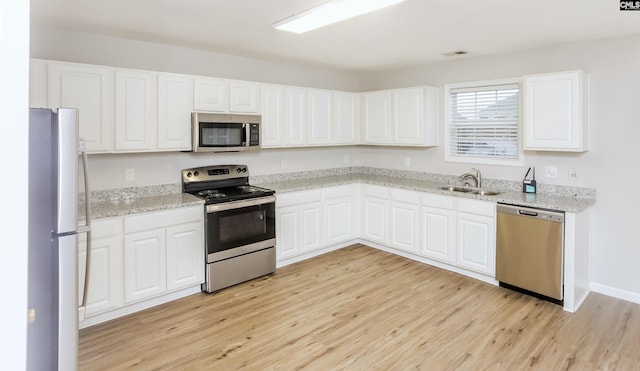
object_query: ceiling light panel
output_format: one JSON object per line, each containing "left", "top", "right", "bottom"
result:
{"left": 274, "top": 0, "right": 406, "bottom": 34}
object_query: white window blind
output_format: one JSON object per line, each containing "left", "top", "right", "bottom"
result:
{"left": 447, "top": 84, "right": 520, "bottom": 161}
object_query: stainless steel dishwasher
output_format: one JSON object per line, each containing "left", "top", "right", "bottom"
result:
{"left": 496, "top": 203, "right": 565, "bottom": 304}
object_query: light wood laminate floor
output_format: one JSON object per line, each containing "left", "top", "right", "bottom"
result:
{"left": 79, "top": 244, "right": 640, "bottom": 370}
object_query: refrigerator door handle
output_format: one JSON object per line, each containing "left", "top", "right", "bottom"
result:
{"left": 79, "top": 144, "right": 92, "bottom": 310}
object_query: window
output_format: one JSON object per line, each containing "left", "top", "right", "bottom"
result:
{"left": 445, "top": 79, "right": 522, "bottom": 166}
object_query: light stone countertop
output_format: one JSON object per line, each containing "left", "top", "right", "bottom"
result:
{"left": 254, "top": 172, "right": 596, "bottom": 213}
{"left": 84, "top": 192, "right": 204, "bottom": 220}
{"left": 84, "top": 167, "right": 595, "bottom": 220}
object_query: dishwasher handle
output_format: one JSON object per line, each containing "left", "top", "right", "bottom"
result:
{"left": 497, "top": 203, "right": 564, "bottom": 223}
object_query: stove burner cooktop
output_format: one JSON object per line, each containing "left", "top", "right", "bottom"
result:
{"left": 182, "top": 165, "right": 275, "bottom": 205}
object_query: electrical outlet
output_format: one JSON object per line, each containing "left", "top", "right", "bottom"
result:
{"left": 404, "top": 157, "right": 411, "bottom": 167}
{"left": 125, "top": 168, "right": 134, "bottom": 181}
{"left": 544, "top": 166, "right": 558, "bottom": 179}
{"left": 281, "top": 160, "right": 288, "bottom": 169}
{"left": 569, "top": 168, "right": 578, "bottom": 181}
{"left": 344, "top": 155, "right": 349, "bottom": 164}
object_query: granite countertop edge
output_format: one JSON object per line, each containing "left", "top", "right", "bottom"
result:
{"left": 254, "top": 174, "right": 596, "bottom": 213}
{"left": 87, "top": 193, "right": 204, "bottom": 220}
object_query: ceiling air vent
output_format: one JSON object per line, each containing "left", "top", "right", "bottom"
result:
{"left": 442, "top": 50, "right": 469, "bottom": 57}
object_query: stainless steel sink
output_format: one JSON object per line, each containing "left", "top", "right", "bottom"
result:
{"left": 439, "top": 185, "right": 502, "bottom": 196}
{"left": 439, "top": 185, "right": 473, "bottom": 193}
{"left": 471, "top": 189, "right": 502, "bottom": 196}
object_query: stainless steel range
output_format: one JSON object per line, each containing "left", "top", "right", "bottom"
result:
{"left": 182, "top": 165, "right": 276, "bottom": 293}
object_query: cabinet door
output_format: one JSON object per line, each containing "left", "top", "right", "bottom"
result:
{"left": 421, "top": 206, "right": 456, "bottom": 264}
{"left": 284, "top": 87, "right": 307, "bottom": 146}
{"left": 362, "top": 195, "right": 388, "bottom": 244}
{"left": 194, "top": 77, "right": 229, "bottom": 112}
{"left": 325, "top": 196, "right": 355, "bottom": 246}
{"left": 166, "top": 221, "right": 204, "bottom": 291}
{"left": 261, "top": 85, "right": 285, "bottom": 147}
{"left": 307, "top": 89, "right": 332, "bottom": 145}
{"left": 334, "top": 92, "right": 359, "bottom": 144}
{"left": 390, "top": 200, "right": 420, "bottom": 254}
{"left": 276, "top": 205, "right": 300, "bottom": 260}
{"left": 115, "top": 69, "right": 157, "bottom": 151}
{"left": 300, "top": 202, "right": 323, "bottom": 252}
{"left": 362, "top": 91, "right": 392, "bottom": 144}
{"left": 48, "top": 62, "right": 114, "bottom": 152}
{"left": 229, "top": 80, "right": 259, "bottom": 113}
{"left": 524, "top": 71, "right": 587, "bottom": 151}
{"left": 124, "top": 229, "right": 166, "bottom": 303}
{"left": 78, "top": 219, "right": 123, "bottom": 317}
{"left": 456, "top": 212, "right": 495, "bottom": 276}
{"left": 393, "top": 87, "right": 424, "bottom": 145}
{"left": 157, "top": 73, "right": 193, "bottom": 150}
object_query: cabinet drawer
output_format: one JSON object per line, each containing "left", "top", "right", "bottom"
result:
{"left": 323, "top": 184, "right": 354, "bottom": 199}
{"left": 124, "top": 206, "right": 203, "bottom": 234}
{"left": 390, "top": 188, "right": 420, "bottom": 204}
{"left": 276, "top": 189, "right": 322, "bottom": 207}
{"left": 457, "top": 199, "right": 495, "bottom": 216}
{"left": 362, "top": 184, "right": 388, "bottom": 199}
{"left": 422, "top": 193, "right": 455, "bottom": 209}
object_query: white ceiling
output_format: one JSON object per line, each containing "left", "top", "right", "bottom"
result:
{"left": 30, "top": 0, "right": 640, "bottom": 72}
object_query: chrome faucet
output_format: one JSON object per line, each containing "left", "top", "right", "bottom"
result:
{"left": 458, "top": 168, "right": 482, "bottom": 188}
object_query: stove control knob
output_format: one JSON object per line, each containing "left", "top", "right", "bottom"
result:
{"left": 194, "top": 171, "right": 199, "bottom": 177}
{"left": 186, "top": 172, "right": 192, "bottom": 177}
{"left": 236, "top": 168, "right": 242, "bottom": 173}
{"left": 242, "top": 167, "right": 247, "bottom": 173}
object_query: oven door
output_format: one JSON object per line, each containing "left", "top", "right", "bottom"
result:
{"left": 205, "top": 196, "right": 276, "bottom": 262}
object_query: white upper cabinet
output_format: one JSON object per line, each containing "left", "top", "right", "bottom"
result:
{"left": 194, "top": 77, "right": 259, "bottom": 113}
{"left": 523, "top": 70, "right": 589, "bottom": 152}
{"left": 193, "top": 77, "right": 229, "bottom": 112}
{"left": 307, "top": 89, "right": 333, "bottom": 145}
{"left": 229, "top": 80, "right": 260, "bottom": 113}
{"left": 157, "top": 73, "right": 194, "bottom": 150}
{"left": 260, "top": 84, "right": 285, "bottom": 147}
{"left": 362, "top": 91, "right": 392, "bottom": 144}
{"left": 334, "top": 92, "right": 359, "bottom": 145}
{"left": 284, "top": 87, "right": 307, "bottom": 146}
{"left": 362, "top": 86, "right": 438, "bottom": 146}
{"left": 48, "top": 62, "right": 114, "bottom": 153}
{"left": 115, "top": 69, "right": 157, "bottom": 151}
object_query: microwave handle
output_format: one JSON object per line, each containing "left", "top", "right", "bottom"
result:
{"left": 243, "top": 123, "right": 249, "bottom": 146}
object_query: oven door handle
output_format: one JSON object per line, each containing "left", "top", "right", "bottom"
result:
{"left": 206, "top": 195, "right": 276, "bottom": 212}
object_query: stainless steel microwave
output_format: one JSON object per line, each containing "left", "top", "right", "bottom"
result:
{"left": 191, "top": 112, "right": 261, "bottom": 152}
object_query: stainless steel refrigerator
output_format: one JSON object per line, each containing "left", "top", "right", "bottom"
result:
{"left": 27, "top": 108, "right": 91, "bottom": 371}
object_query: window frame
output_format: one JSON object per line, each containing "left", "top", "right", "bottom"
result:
{"left": 444, "top": 77, "right": 524, "bottom": 167}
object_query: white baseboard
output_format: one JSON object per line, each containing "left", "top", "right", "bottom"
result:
{"left": 590, "top": 282, "right": 640, "bottom": 305}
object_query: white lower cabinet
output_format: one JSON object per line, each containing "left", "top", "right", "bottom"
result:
{"left": 124, "top": 229, "right": 166, "bottom": 303}
{"left": 78, "top": 218, "right": 123, "bottom": 317}
{"left": 79, "top": 205, "right": 204, "bottom": 327}
{"left": 389, "top": 189, "right": 420, "bottom": 254}
{"left": 420, "top": 194, "right": 456, "bottom": 265}
{"left": 455, "top": 199, "right": 496, "bottom": 276}
{"left": 276, "top": 190, "right": 323, "bottom": 260}
{"left": 361, "top": 185, "right": 389, "bottom": 245}
{"left": 324, "top": 185, "right": 359, "bottom": 246}
{"left": 124, "top": 206, "right": 204, "bottom": 304}
{"left": 276, "top": 185, "right": 359, "bottom": 263}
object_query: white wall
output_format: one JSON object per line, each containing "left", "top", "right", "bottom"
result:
{"left": 30, "top": 25, "right": 640, "bottom": 302}
{"left": 0, "top": 0, "right": 29, "bottom": 368}
{"left": 358, "top": 34, "right": 640, "bottom": 301}
{"left": 30, "top": 27, "right": 362, "bottom": 92}
{"left": 87, "top": 147, "right": 360, "bottom": 190}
